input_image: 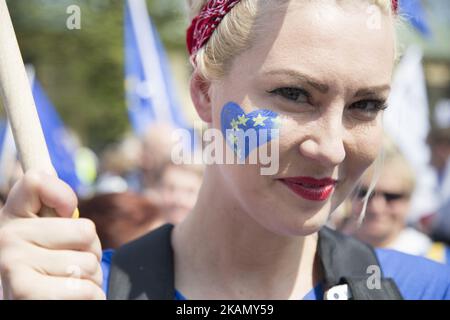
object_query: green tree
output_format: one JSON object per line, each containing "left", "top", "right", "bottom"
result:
{"left": 5, "top": 0, "right": 188, "bottom": 151}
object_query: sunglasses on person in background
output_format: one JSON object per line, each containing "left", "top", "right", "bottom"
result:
{"left": 356, "top": 188, "right": 409, "bottom": 203}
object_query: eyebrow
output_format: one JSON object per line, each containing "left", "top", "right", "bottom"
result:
{"left": 354, "top": 85, "right": 391, "bottom": 98}
{"left": 262, "top": 69, "right": 390, "bottom": 97}
{"left": 263, "top": 69, "right": 329, "bottom": 94}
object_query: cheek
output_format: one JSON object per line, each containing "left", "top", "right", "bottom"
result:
{"left": 223, "top": 163, "right": 268, "bottom": 193}
{"left": 391, "top": 202, "right": 410, "bottom": 220}
{"left": 345, "top": 126, "right": 383, "bottom": 179}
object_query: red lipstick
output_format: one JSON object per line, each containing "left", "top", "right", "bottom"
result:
{"left": 280, "top": 176, "right": 337, "bottom": 201}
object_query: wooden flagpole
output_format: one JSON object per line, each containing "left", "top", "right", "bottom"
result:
{"left": 0, "top": 0, "right": 60, "bottom": 217}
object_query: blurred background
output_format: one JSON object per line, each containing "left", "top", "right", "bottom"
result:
{"left": 0, "top": 0, "right": 449, "bottom": 265}
{"left": 1, "top": 0, "right": 197, "bottom": 150}
{"left": 0, "top": 0, "right": 205, "bottom": 255}
{"left": 0, "top": 0, "right": 448, "bottom": 150}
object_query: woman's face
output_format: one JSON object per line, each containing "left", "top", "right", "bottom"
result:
{"left": 207, "top": 1, "right": 395, "bottom": 236}
{"left": 353, "top": 164, "right": 413, "bottom": 244}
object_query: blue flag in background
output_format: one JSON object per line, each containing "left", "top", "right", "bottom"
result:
{"left": 1, "top": 73, "right": 81, "bottom": 194}
{"left": 30, "top": 75, "right": 81, "bottom": 193}
{"left": 399, "top": 0, "right": 431, "bottom": 37}
{"left": 124, "top": 0, "right": 190, "bottom": 136}
{"left": 0, "top": 120, "right": 5, "bottom": 150}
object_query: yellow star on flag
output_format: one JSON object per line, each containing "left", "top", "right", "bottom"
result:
{"left": 252, "top": 113, "right": 268, "bottom": 127}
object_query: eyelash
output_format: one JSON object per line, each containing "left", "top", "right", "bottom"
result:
{"left": 268, "top": 87, "right": 388, "bottom": 114}
{"left": 349, "top": 100, "right": 388, "bottom": 114}
{"left": 268, "top": 87, "right": 310, "bottom": 103}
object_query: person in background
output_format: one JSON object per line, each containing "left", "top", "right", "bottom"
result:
{"left": 78, "top": 192, "right": 164, "bottom": 249}
{"left": 426, "top": 127, "right": 450, "bottom": 245}
{"left": 344, "top": 137, "right": 450, "bottom": 264}
{"left": 140, "top": 123, "right": 178, "bottom": 192}
{"left": 95, "top": 135, "right": 143, "bottom": 194}
{"left": 152, "top": 163, "right": 204, "bottom": 224}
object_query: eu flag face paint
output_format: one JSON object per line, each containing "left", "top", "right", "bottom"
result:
{"left": 221, "top": 102, "right": 282, "bottom": 160}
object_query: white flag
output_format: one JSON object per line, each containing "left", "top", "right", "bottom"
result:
{"left": 384, "top": 46, "right": 438, "bottom": 222}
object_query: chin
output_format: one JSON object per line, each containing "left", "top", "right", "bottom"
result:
{"left": 359, "top": 225, "right": 388, "bottom": 241}
{"left": 266, "top": 205, "right": 331, "bottom": 237}
{"left": 241, "top": 185, "right": 333, "bottom": 237}
{"left": 365, "top": 222, "right": 389, "bottom": 235}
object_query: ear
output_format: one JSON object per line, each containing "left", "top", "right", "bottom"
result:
{"left": 190, "top": 70, "right": 213, "bottom": 123}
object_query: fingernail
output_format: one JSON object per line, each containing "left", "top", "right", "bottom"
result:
{"left": 72, "top": 208, "right": 80, "bottom": 219}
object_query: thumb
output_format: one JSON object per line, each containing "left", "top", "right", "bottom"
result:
{"left": 1, "top": 170, "right": 78, "bottom": 220}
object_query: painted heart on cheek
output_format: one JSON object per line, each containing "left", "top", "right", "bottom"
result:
{"left": 220, "top": 102, "right": 282, "bottom": 160}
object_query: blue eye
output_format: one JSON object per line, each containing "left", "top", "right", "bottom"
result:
{"left": 350, "top": 100, "right": 388, "bottom": 114}
{"left": 269, "top": 87, "right": 310, "bottom": 103}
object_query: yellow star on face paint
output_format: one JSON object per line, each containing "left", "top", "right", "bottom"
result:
{"left": 230, "top": 119, "right": 240, "bottom": 130}
{"left": 237, "top": 114, "right": 249, "bottom": 126}
{"left": 252, "top": 113, "right": 268, "bottom": 127}
{"left": 271, "top": 116, "right": 282, "bottom": 127}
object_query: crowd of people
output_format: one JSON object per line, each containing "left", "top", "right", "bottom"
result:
{"left": 0, "top": 122, "right": 204, "bottom": 299}
{"left": 332, "top": 134, "right": 450, "bottom": 264}
{"left": 1, "top": 123, "right": 204, "bottom": 245}
{"left": 0, "top": 0, "right": 449, "bottom": 300}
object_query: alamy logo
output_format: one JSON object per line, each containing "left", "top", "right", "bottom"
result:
{"left": 366, "top": 265, "right": 381, "bottom": 290}
{"left": 66, "top": 5, "right": 81, "bottom": 30}
{"left": 366, "top": 4, "right": 382, "bottom": 30}
{"left": 65, "top": 265, "right": 82, "bottom": 290}
{"left": 171, "top": 121, "right": 280, "bottom": 176}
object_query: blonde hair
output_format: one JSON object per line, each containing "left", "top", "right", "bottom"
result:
{"left": 186, "top": 0, "right": 398, "bottom": 80}
{"left": 356, "top": 135, "right": 416, "bottom": 224}
{"left": 381, "top": 136, "right": 416, "bottom": 193}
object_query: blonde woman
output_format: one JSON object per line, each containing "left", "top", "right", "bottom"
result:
{"left": 0, "top": 0, "right": 449, "bottom": 300}
{"left": 347, "top": 137, "right": 450, "bottom": 264}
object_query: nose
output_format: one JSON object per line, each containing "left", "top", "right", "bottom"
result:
{"left": 298, "top": 114, "right": 346, "bottom": 168}
{"left": 367, "top": 193, "right": 387, "bottom": 216}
